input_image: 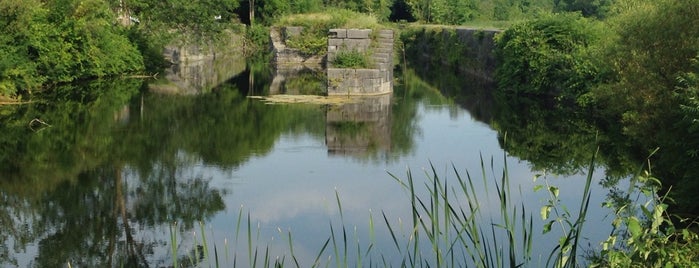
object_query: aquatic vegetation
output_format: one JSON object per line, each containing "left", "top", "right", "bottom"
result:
{"left": 165, "top": 148, "right": 699, "bottom": 267}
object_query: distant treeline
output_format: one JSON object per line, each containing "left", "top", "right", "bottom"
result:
{"left": 0, "top": 0, "right": 693, "bottom": 100}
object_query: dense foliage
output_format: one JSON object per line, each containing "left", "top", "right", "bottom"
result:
{"left": 596, "top": 0, "right": 699, "bottom": 214}
{"left": 114, "top": 0, "right": 240, "bottom": 36}
{"left": 0, "top": 0, "right": 144, "bottom": 97}
{"left": 483, "top": 1, "right": 699, "bottom": 265}
{"left": 0, "top": 0, "right": 242, "bottom": 99}
{"left": 494, "top": 13, "right": 607, "bottom": 101}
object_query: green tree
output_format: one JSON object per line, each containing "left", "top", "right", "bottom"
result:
{"left": 120, "top": 0, "right": 239, "bottom": 36}
{"left": 494, "top": 13, "right": 608, "bottom": 101}
{"left": 429, "top": 0, "right": 477, "bottom": 24}
{"left": 0, "top": 0, "right": 48, "bottom": 96}
{"left": 590, "top": 0, "right": 699, "bottom": 214}
{"left": 0, "top": 0, "right": 145, "bottom": 97}
{"left": 554, "top": 0, "right": 614, "bottom": 18}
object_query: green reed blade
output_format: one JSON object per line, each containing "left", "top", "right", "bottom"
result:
{"left": 214, "top": 240, "right": 220, "bottom": 268}
{"left": 330, "top": 221, "right": 340, "bottom": 268}
{"left": 252, "top": 248, "right": 258, "bottom": 268}
{"left": 235, "top": 206, "right": 243, "bottom": 244}
{"left": 368, "top": 211, "right": 375, "bottom": 244}
{"left": 170, "top": 222, "right": 178, "bottom": 268}
{"left": 312, "top": 237, "right": 331, "bottom": 268}
{"left": 247, "top": 212, "right": 252, "bottom": 267}
{"left": 199, "top": 221, "right": 210, "bottom": 265}
{"left": 287, "top": 230, "right": 301, "bottom": 268}
{"left": 381, "top": 210, "right": 402, "bottom": 254}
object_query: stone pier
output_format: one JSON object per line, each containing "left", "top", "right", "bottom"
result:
{"left": 327, "top": 29, "right": 394, "bottom": 95}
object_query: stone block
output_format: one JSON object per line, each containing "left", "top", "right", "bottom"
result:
{"left": 362, "top": 78, "right": 382, "bottom": 89}
{"left": 328, "top": 38, "right": 345, "bottom": 47}
{"left": 378, "top": 31, "right": 393, "bottom": 39}
{"left": 377, "top": 41, "right": 393, "bottom": 49}
{"left": 356, "top": 69, "right": 381, "bottom": 79}
{"left": 328, "top": 68, "right": 353, "bottom": 79}
{"left": 374, "top": 47, "right": 393, "bottom": 54}
{"left": 372, "top": 53, "right": 390, "bottom": 60}
{"left": 329, "top": 29, "right": 347, "bottom": 38}
{"left": 340, "top": 39, "right": 371, "bottom": 51}
{"left": 347, "top": 29, "right": 371, "bottom": 39}
{"left": 375, "top": 63, "right": 391, "bottom": 70}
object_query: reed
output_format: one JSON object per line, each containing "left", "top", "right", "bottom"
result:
{"left": 170, "top": 222, "right": 178, "bottom": 268}
{"left": 384, "top": 154, "right": 540, "bottom": 267}
{"left": 168, "top": 152, "right": 601, "bottom": 267}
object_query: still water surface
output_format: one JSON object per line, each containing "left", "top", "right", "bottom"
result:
{"left": 0, "top": 60, "right": 619, "bottom": 267}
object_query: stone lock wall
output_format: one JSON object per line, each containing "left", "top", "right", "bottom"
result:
{"left": 327, "top": 29, "right": 394, "bottom": 95}
{"left": 270, "top": 26, "right": 324, "bottom": 67}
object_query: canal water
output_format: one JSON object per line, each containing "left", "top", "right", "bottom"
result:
{"left": 0, "top": 57, "right": 625, "bottom": 267}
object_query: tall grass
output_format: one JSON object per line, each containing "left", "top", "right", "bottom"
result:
{"left": 384, "top": 155, "right": 543, "bottom": 267}
{"left": 168, "top": 152, "right": 598, "bottom": 267}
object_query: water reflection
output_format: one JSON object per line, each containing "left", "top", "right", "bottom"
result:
{"left": 0, "top": 55, "right": 646, "bottom": 266}
{"left": 269, "top": 65, "right": 326, "bottom": 95}
{"left": 326, "top": 94, "right": 392, "bottom": 158}
{"left": 0, "top": 80, "right": 225, "bottom": 266}
{"left": 150, "top": 45, "right": 246, "bottom": 95}
{"left": 406, "top": 45, "right": 699, "bottom": 218}
{"left": 0, "top": 59, "right": 429, "bottom": 265}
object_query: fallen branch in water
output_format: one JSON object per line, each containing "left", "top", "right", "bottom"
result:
{"left": 29, "top": 118, "right": 51, "bottom": 132}
{"left": 124, "top": 73, "right": 159, "bottom": 79}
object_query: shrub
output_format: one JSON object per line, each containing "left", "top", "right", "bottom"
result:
{"left": 332, "top": 50, "right": 373, "bottom": 69}
{"left": 494, "top": 13, "right": 608, "bottom": 101}
{"left": 275, "top": 9, "right": 381, "bottom": 56}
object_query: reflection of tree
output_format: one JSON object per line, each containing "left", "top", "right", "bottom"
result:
{"left": 128, "top": 84, "right": 326, "bottom": 168}
{"left": 491, "top": 95, "right": 601, "bottom": 175}
{"left": 129, "top": 164, "right": 225, "bottom": 229}
{"left": 403, "top": 49, "right": 645, "bottom": 178}
{"left": 0, "top": 61, "right": 441, "bottom": 265}
{"left": 0, "top": 80, "right": 228, "bottom": 266}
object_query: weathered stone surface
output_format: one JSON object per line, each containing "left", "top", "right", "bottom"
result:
{"left": 356, "top": 69, "right": 380, "bottom": 78}
{"left": 327, "top": 29, "right": 393, "bottom": 95}
{"left": 372, "top": 53, "right": 390, "bottom": 60}
{"left": 410, "top": 27, "right": 499, "bottom": 81}
{"left": 347, "top": 29, "right": 371, "bottom": 39}
{"left": 377, "top": 41, "right": 393, "bottom": 49}
{"left": 328, "top": 38, "right": 344, "bottom": 47}
{"left": 345, "top": 39, "right": 371, "bottom": 50}
{"left": 374, "top": 47, "right": 393, "bottom": 54}
{"left": 378, "top": 32, "right": 393, "bottom": 39}
{"left": 329, "top": 29, "right": 347, "bottom": 38}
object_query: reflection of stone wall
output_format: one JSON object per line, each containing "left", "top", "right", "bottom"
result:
{"left": 325, "top": 94, "right": 392, "bottom": 157}
{"left": 150, "top": 32, "right": 246, "bottom": 95}
{"left": 327, "top": 29, "right": 394, "bottom": 95}
{"left": 269, "top": 66, "right": 325, "bottom": 95}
